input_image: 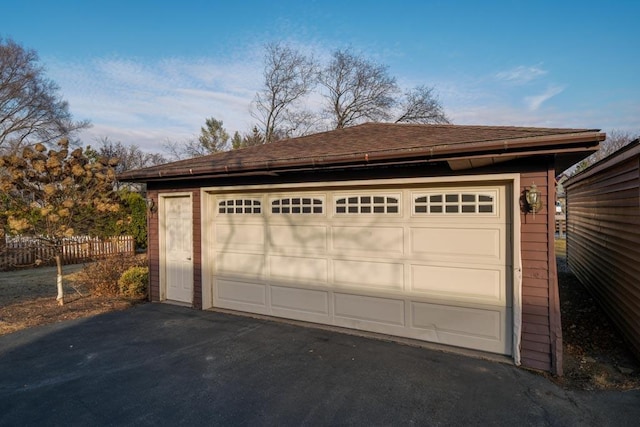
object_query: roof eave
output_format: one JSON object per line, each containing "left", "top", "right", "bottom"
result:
{"left": 118, "top": 131, "right": 605, "bottom": 183}
{"left": 565, "top": 138, "right": 640, "bottom": 187}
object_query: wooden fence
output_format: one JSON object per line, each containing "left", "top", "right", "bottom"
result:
{"left": 0, "top": 236, "right": 135, "bottom": 271}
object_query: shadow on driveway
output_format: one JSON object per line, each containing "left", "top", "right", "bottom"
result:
{"left": 1, "top": 303, "right": 638, "bottom": 426}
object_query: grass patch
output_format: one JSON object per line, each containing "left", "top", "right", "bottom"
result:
{"left": 0, "top": 262, "right": 144, "bottom": 336}
{"left": 555, "top": 238, "right": 566, "bottom": 257}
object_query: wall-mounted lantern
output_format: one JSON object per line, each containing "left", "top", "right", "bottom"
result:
{"left": 145, "top": 197, "right": 157, "bottom": 213}
{"left": 525, "top": 183, "right": 543, "bottom": 217}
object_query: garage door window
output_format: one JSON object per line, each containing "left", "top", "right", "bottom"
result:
{"left": 335, "top": 195, "right": 400, "bottom": 214}
{"left": 218, "top": 199, "right": 262, "bottom": 214}
{"left": 271, "top": 197, "right": 324, "bottom": 214}
{"left": 414, "top": 193, "right": 495, "bottom": 214}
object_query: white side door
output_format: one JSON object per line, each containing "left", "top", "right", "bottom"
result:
{"left": 162, "top": 195, "right": 193, "bottom": 303}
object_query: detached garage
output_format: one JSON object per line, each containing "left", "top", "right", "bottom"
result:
{"left": 119, "top": 123, "right": 604, "bottom": 374}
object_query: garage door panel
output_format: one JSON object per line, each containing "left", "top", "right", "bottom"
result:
{"left": 270, "top": 308, "right": 331, "bottom": 324}
{"left": 410, "top": 302, "right": 510, "bottom": 354}
{"left": 333, "top": 259, "right": 404, "bottom": 290}
{"left": 216, "top": 252, "right": 264, "bottom": 277}
{"left": 269, "top": 255, "right": 328, "bottom": 283}
{"left": 216, "top": 279, "right": 266, "bottom": 307}
{"left": 411, "top": 301, "right": 502, "bottom": 338}
{"left": 334, "top": 293, "right": 405, "bottom": 326}
{"left": 269, "top": 225, "right": 327, "bottom": 252}
{"left": 271, "top": 286, "right": 329, "bottom": 316}
{"left": 332, "top": 226, "right": 404, "bottom": 255}
{"left": 208, "top": 183, "right": 512, "bottom": 356}
{"left": 410, "top": 227, "right": 503, "bottom": 263}
{"left": 216, "top": 224, "right": 264, "bottom": 251}
{"left": 410, "top": 264, "right": 504, "bottom": 304}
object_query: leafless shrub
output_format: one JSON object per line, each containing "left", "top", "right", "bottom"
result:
{"left": 78, "top": 253, "right": 146, "bottom": 296}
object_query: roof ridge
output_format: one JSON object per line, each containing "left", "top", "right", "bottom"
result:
{"left": 118, "top": 123, "right": 604, "bottom": 181}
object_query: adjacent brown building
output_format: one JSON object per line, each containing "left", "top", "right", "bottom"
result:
{"left": 565, "top": 139, "right": 640, "bottom": 359}
{"left": 119, "top": 123, "right": 604, "bottom": 374}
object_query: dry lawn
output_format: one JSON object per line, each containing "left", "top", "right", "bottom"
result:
{"left": 554, "top": 238, "right": 640, "bottom": 390}
{"left": 0, "top": 264, "right": 139, "bottom": 336}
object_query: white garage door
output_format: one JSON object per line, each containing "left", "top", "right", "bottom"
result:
{"left": 205, "top": 182, "right": 512, "bottom": 355}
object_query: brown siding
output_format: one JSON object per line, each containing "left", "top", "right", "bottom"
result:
{"left": 519, "top": 169, "right": 562, "bottom": 375}
{"left": 565, "top": 141, "right": 640, "bottom": 359}
{"left": 147, "top": 190, "right": 160, "bottom": 302}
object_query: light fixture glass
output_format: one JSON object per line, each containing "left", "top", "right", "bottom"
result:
{"left": 526, "top": 183, "right": 543, "bottom": 216}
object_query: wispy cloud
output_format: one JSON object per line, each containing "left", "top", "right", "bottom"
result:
{"left": 524, "top": 85, "right": 565, "bottom": 111}
{"left": 48, "top": 55, "right": 263, "bottom": 151}
{"left": 450, "top": 103, "right": 575, "bottom": 128}
{"left": 495, "top": 65, "right": 547, "bottom": 84}
{"left": 440, "top": 75, "right": 576, "bottom": 128}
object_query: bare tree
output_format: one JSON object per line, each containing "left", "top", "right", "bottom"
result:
{"left": 161, "top": 139, "right": 187, "bottom": 161}
{"left": 253, "top": 42, "right": 317, "bottom": 143}
{"left": 595, "top": 129, "right": 638, "bottom": 159}
{"left": 249, "top": 43, "right": 451, "bottom": 138}
{"left": 282, "top": 108, "right": 324, "bottom": 138}
{"left": 574, "top": 129, "right": 639, "bottom": 173}
{"left": 92, "top": 137, "right": 166, "bottom": 173}
{"left": 0, "top": 38, "right": 89, "bottom": 153}
{"left": 318, "top": 49, "right": 399, "bottom": 129}
{"left": 395, "top": 85, "right": 450, "bottom": 124}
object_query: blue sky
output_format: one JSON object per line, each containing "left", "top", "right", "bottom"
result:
{"left": 2, "top": 0, "right": 638, "bottom": 152}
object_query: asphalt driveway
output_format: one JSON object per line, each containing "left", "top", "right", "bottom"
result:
{"left": 1, "top": 304, "right": 638, "bottom": 426}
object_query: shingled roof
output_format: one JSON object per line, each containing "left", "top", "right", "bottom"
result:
{"left": 118, "top": 123, "right": 604, "bottom": 182}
